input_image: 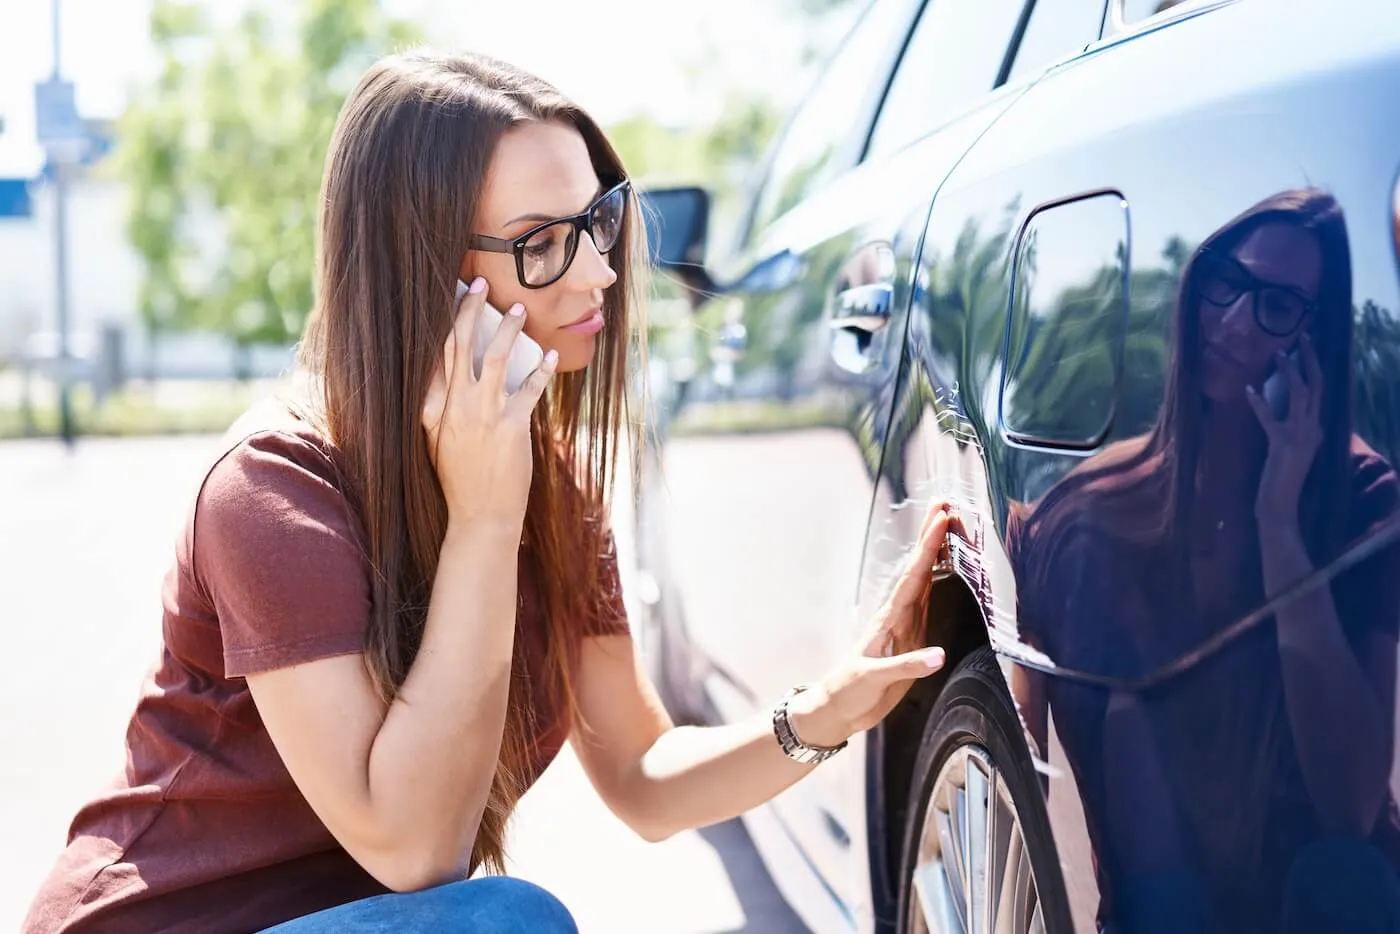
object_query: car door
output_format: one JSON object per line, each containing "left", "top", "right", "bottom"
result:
{"left": 657, "top": 0, "right": 916, "bottom": 732}
{"left": 654, "top": 0, "right": 1040, "bottom": 921}
{"left": 863, "top": 0, "right": 1400, "bottom": 930}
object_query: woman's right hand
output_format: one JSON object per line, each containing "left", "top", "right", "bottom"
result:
{"left": 421, "top": 277, "right": 558, "bottom": 528}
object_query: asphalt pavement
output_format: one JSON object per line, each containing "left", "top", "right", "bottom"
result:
{"left": 0, "top": 432, "right": 806, "bottom": 934}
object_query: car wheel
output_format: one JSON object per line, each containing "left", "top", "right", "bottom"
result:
{"left": 897, "top": 647, "right": 1071, "bottom": 934}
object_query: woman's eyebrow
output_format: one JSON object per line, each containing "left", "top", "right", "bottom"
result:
{"left": 1239, "top": 255, "right": 1314, "bottom": 294}
{"left": 502, "top": 182, "right": 606, "bottom": 229}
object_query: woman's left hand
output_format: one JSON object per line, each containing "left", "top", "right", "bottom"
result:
{"left": 1246, "top": 334, "right": 1324, "bottom": 527}
{"left": 788, "top": 502, "right": 955, "bottom": 748}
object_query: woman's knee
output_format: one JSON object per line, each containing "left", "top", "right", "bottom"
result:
{"left": 1282, "top": 836, "right": 1400, "bottom": 934}
{"left": 428, "top": 876, "right": 577, "bottom": 934}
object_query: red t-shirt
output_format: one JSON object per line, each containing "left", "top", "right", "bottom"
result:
{"left": 23, "top": 401, "right": 629, "bottom": 934}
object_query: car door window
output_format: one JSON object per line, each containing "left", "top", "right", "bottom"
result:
{"left": 746, "top": 0, "right": 914, "bottom": 239}
{"left": 1005, "top": 0, "right": 1109, "bottom": 84}
{"left": 866, "top": 0, "right": 1027, "bottom": 158}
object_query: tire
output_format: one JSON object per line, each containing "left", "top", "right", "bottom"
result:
{"left": 896, "top": 648, "right": 1072, "bottom": 934}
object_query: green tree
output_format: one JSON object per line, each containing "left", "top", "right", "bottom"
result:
{"left": 119, "top": 0, "right": 419, "bottom": 375}
{"left": 117, "top": 0, "right": 204, "bottom": 379}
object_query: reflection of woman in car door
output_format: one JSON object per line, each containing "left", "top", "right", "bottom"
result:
{"left": 1007, "top": 189, "right": 1400, "bottom": 933}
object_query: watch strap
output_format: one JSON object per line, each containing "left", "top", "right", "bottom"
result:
{"left": 772, "top": 684, "right": 847, "bottom": 765}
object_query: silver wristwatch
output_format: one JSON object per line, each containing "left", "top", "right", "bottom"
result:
{"left": 772, "top": 685, "right": 847, "bottom": 765}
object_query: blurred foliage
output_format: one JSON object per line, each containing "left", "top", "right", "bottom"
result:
{"left": 608, "top": 88, "right": 788, "bottom": 189}
{"left": 117, "top": 0, "right": 858, "bottom": 362}
{"left": 610, "top": 0, "right": 864, "bottom": 265}
{"left": 0, "top": 380, "right": 275, "bottom": 440}
{"left": 117, "top": 0, "right": 420, "bottom": 365}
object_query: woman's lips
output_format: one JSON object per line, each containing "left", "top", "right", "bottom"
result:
{"left": 1204, "top": 343, "right": 1242, "bottom": 369}
{"left": 562, "top": 309, "right": 604, "bottom": 335}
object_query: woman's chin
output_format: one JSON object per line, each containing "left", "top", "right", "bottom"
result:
{"left": 542, "top": 334, "right": 599, "bottom": 375}
{"left": 1201, "top": 380, "right": 1256, "bottom": 413}
{"left": 546, "top": 347, "right": 593, "bottom": 376}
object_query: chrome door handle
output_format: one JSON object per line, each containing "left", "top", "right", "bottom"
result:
{"left": 830, "top": 283, "right": 893, "bottom": 334}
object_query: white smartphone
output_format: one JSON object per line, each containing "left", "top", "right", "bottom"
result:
{"left": 455, "top": 279, "right": 545, "bottom": 394}
{"left": 1261, "top": 348, "right": 1301, "bottom": 420}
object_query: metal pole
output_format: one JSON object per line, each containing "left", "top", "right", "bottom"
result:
{"left": 51, "top": 0, "right": 61, "bottom": 75}
{"left": 54, "top": 163, "right": 73, "bottom": 447}
{"left": 51, "top": 0, "right": 74, "bottom": 447}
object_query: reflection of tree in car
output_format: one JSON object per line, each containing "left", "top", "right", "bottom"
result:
{"left": 1007, "top": 188, "right": 1400, "bottom": 934}
{"left": 880, "top": 206, "right": 1020, "bottom": 502}
{"left": 1354, "top": 297, "right": 1400, "bottom": 467}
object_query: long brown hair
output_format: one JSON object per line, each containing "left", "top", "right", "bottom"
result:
{"left": 1019, "top": 188, "right": 1354, "bottom": 573}
{"left": 295, "top": 50, "right": 645, "bottom": 873}
{"left": 1004, "top": 189, "right": 1359, "bottom": 892}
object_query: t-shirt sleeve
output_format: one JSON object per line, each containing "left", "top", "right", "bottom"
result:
{"left": 193, "top": 430, "right": 371, "bottom": 678}
{"left": 583, "top": 521, "right": 631, "bottom": 639}
{"left": 1333, "top": 445, "right": 1400, "bottom": 643}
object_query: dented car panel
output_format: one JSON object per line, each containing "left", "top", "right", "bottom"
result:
{"left": 637, "top": 0, "right": 1400, "bottom": 931}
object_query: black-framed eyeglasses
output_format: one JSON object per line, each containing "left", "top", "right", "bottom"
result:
{"left": 468, "top": 179, "right": 631, "bottom": 289}
{"left": 1197, "top": 248, "right": 1318, "bottom": 337}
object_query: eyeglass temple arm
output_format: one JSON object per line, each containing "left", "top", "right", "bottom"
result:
{"left": 468, "top": 234, "right": 514, "bottom": 254}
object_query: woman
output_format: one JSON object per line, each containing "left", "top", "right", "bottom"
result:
{"left": 1008, "top": 188, "right": 1400, "bottom": 933}
{"left": 22, "top": 50, "right": 953, "bottom": 934}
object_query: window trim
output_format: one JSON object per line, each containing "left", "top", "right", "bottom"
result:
{"left": 1102, "top": 0, "right": 1238, "bottom": 38}
{"left": 857, "top": 0, "right": 933, "bottom": 163}
{"left": 997, "top": 0, "right": 1114, "bottom": 88}
{"left": 994, "top": 0, "right": 1038, "bottom": 88}
{"left": 739, "top": 0, "right": 921, "bottom": 251}
{"left": 863, "top": 0, "right": 1040, "bottom": 162}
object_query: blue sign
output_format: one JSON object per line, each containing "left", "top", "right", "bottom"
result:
{"left": 0, "top": 179, "right": 33, "bottom": 218}
{"left": 35, "top": 78, "right": 84, "bottom": 145}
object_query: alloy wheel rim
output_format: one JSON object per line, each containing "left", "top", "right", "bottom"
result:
{"left": 907, "top": 743, "right": 1045, "bottom": 934}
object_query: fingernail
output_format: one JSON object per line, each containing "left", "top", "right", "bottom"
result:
{"left": 508, "top": 303, "right": 524, "bottom": 317}
{"left": 469, "top": 277, "right": 486, "bottom": 293}
{"left": 544, "top": 349, "right": 559, "bottom": 367}
{"left": 923, "top": 647, "right": 946, "bottom": 667}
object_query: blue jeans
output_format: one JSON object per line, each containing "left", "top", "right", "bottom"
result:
{"left": 258, "top": 876, "right": 578, "bottom": 933}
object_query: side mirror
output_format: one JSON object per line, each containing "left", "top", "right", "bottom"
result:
{"left": 639, "top": 186, "right": 715, "bottom": 300}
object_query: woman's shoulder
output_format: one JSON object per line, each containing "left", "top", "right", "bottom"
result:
{"left": 1346, "top": 436, "right": 1400, "bottom": 518}
{"left": 221, "top": 394, "right": 341, "bottom": 468}
{"left": 188, "top": 396, "right": 370, "bottom": 678}
{"left": 196, "top": 396, "right": 358, "bottom": 549}
{"left": 1013, "top": 437, "right": 1162, "bottom": 545}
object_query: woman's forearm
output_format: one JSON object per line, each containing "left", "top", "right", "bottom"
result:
{"left": 626, "top": 689, "right": 842, "bottom": 841}
{"left": 365, "top": 518, "right": 522, "bottom": 882}
{"left": 1261, "top": 520, "right": 1390, "bottom": 835}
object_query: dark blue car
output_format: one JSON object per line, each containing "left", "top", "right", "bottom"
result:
{"left": 635, "top": 0, "right": 1400, "bottom": 931}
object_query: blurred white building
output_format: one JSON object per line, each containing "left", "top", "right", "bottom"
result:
{"left": 0, "top": 120, "right": 293, "bottom": 383}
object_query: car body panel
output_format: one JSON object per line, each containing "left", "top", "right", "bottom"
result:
{"left": 863, "top": 0, "right": 1400, "bottom": 930}
{"left": 655, "top": 85, "right": 1034, "bottom": 928}
{"left": 638, "top": 0, "right": 1400, "bottom": 931}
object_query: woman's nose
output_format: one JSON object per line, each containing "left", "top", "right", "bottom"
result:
{"left": 573, "top": 232, "right": 618, "bottom": 290}
{"left": 1218, "top": 293, "right": 1258, "bottom": 339}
